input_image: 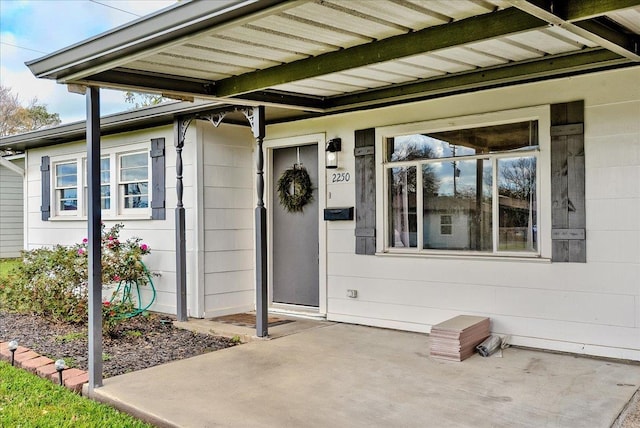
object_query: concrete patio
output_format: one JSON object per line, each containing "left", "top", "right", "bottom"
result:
{"left": 88, "top": 319, "right": 640, "bottom": 428}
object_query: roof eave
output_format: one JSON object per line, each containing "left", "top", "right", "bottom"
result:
{"left": 25, "top": 0, "right": 289, "bottom": 81}
{"left": 0, "top": 100, "right": 228, "bottom": 151}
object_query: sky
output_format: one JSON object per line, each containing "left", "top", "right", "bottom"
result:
{"left": 1, "top": 0, "right": 177, "bottom": 125}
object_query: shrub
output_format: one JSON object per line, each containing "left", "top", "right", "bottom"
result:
{"left": 1, "top": 224, "right": 152, "bottom": 332}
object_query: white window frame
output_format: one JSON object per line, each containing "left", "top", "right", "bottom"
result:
{"left": 376, "top": 105, "right": 551, "bottom": 260}
{"left": 440, "top": 215, "right": 453, "bottom": 236}
{"left": 49, "top": 142, "right": 151, "bottom": 220}
{"left": 117, "top": 150, "right": 150, "bottom": 216}
{"left": 83, "top": 156, "right": 113, "bottom": 217}
{"left": 53, "top": 159, "right": 80, "bottom": 217}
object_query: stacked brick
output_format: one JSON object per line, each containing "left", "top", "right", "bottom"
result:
{"left": 0, "top": 341, "right": 89, "bottom": 393}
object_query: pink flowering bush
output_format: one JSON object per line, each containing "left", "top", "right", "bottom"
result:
{"left": 75, "top": 223, "right": 151, "bottom": 286}
{"left": 3, "top": 224, "right": 151, "bottom": 329}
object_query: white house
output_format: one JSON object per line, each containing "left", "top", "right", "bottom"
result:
{"left": 2, "top": 0, "right": 639, "bottom": 364}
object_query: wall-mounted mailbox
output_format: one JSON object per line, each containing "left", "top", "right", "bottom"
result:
{"left": 324, "top": 207, "right": 354, "bottom": 221}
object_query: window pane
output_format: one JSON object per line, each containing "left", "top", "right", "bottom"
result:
{"left": 423, "top": 159, "right": 492, "bottom": 251}
{"left": 498, "top": 156, "right": 537, "bottom": 252}
{"left": 120, "top": 166, "right": 148, "bottom": 182}
{"left": 388, "top": 167, "right": 417, "bottom": 248}
{"left": 120, "top": 152, "right": 148, "bottom": 168}
{"left": 56, "top": 163, "right": 76, "bottom": 176}
{"left": 123, "top": 183, "right": 149, "bottom": 208}
{"left": 56, "top": 163, "right": 77, "bottom": 188}
{"left": 58, "top": 188, "right": 77, "bottom": 211}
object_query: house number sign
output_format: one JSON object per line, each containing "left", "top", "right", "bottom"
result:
{"left": 330, "top": 171, "right": 351, "bottom": 184}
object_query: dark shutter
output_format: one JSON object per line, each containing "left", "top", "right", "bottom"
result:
{"left": 40, "top": 156, "right": 50, "bottom": 221}
{"left": 150, "top": 137, "right": 166, "bottom": 220}
{"left": 354, "top": 128, "right": 376, "bottom": 255}
{"left": 550, "top": 100, "right": 585, "bottom": 262}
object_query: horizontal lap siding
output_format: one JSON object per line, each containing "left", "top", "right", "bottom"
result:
{"left": 25, "top": 126, "right": 182, "bottom": 315}
{"left": 265, "top": 67, "right": 640, "bottom": 360}
{"left": 0, "top": 158, "right": 24, "bottom": 258}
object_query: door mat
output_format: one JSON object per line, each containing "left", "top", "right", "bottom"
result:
{"left": 211, "top": 313, "right": 293, "bottom": 328}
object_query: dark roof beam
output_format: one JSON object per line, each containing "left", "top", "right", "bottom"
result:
{"left": 324, "top": 49, "right": 627, "bottom": 110}
{"left": 212, "top": 7, "right": 548, "bottom": 97}
{"left": 77, "top": 69, "right": 326, "bottom": 112}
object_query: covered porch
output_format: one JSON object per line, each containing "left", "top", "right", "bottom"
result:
{"left": 88, "top": 322, "right": 640, "bottom": 427}
{"left": 24, "top": 0, "right": 640, "bottom": 391}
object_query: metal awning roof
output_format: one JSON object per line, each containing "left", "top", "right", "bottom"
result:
{"left": 26, "top": 0, "right": 640, "bottom": 118}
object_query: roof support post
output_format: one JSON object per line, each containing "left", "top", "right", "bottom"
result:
{"left": 174, "top": 117, "right": 191, "bottom": 322}
{"left": 86, "top": 86, "right": 103, "bottom": 392}
{"left": 243, "top": 106, "right": 268, "bottom": 337}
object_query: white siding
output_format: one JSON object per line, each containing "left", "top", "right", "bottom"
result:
{"left": 0, "top": 158, "right": 24, "bottom": 258}
{"left": 266, "top": 66, "right": 640, "bottom": 360}
{"left": 198, "top": 121, "right": 255, "bottom": 317}
{"left": 26, "top": 126, "right": 183, "bottom": 315}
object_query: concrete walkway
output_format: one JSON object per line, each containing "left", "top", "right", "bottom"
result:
{"left": 89, "top": 322, "right": 640, "bottom": 428}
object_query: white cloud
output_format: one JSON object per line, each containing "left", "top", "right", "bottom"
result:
{"left": 1, "top": 0, "right": 176, "bottom": 125}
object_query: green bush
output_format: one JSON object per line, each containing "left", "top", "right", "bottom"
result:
{"left": 1, "top": 224, "right": 152, "bottom": 333}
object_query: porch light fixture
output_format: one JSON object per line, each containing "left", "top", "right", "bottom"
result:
{"left": 8, "top": 340, "right": 18, "bottom": 366}
{"left": 326, "top": 138, "right": 342, "bottom": 169}
{"left": 55, "top": 359, "right": 66, "bottom": 385}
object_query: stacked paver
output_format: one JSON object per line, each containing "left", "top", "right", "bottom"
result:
{"left": 429, "top": 315, "right": 490, "bottom": 361}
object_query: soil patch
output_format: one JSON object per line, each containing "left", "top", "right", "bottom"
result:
{"left": 0, "top": 311, "right": 236, "bottom": 378}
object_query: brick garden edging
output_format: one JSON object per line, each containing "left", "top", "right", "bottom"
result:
{"left": 0, "top": 341, "right": 89, "bottom": 394}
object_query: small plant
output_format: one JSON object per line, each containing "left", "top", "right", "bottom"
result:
{"left": 231, "top": 335, "right": 242, "bottom": 344}
{"left": 102, "top": 353, "right": 112, "bottom": 362}
{"left": 124, "top": 330, "right": 143, "bottom": 338}
{"left": 102, "top": 300, "right": 135, "bottom": 337}
{"left": 55, "top": 332, "right": 86, "bottom": 343}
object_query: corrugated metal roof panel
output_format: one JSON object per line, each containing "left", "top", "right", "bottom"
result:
{"left": 163, "top": 44, "right": 280, "bottom": 70}
{"left": 322, "top": 0, "right": 448, "bottom": 30}
{"left": 283, "top": 2, "right": 408, "bottom": 39}
{"left": 433, "top": 46, "right": 508, "bottom": 68}
{"left": 126, "top": 60, "right": 231, "bottom": 80}
{"left": 250, "top": 14, "right": 372, "bottom": 48}
{"left": 271, "top": 82, "right": 342, "bottom": 97}
{"left": 608, "top": 6, "right": 640, "bottom": 34}
{"left": 336, "top": 67, "right": 421, "bottom": 84}
{"left": 199, "top": 35, "right": 307, "bottom": 63}
{"left": 506, "top": 29, "right": 585, "bottom": 55}
{"left": 218, "top": 25, "right": 334, "bottom": 56}
{"left": 408, "top": 0, "right": 496, "bottom": 21}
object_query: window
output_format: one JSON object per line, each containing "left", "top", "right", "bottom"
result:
{"left": 83, "top": 157, "right": 111, "bottom": 213}
{"left": 384, "top": 120, "right": 539, "bottom": 255}
{"left": 440, "top": 215, "right": 452, "bottom": 236}
{"left": 119, "top": 152, "right": 149, "bottom": 210}
{"left": 54, "top": 161, "right": 78, "bottom": 214}
{"left": 51, "top": 145, "right": 152, "bottom": 219}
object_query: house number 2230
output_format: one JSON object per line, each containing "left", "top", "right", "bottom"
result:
{"left": 331, "top": 172, "right": 351, "bottom": 183}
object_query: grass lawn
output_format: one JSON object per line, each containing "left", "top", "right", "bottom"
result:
{"left": 0, "top": 258, "right": 20, "bottom": 279}
{"left": 0, "top": 361, "right": 153, "bottom": 427}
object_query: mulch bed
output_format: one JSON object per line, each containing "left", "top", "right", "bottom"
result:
{"left": 0, "top": 311, "right": 237, "bottom": 378}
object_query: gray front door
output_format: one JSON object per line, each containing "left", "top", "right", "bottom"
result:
{"left": 272, "top": 144, "right": 319, "bottom": 307}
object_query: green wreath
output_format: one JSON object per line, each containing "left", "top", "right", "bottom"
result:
{"left": 277, "top": 165, "right": 313, "bottom": 213}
